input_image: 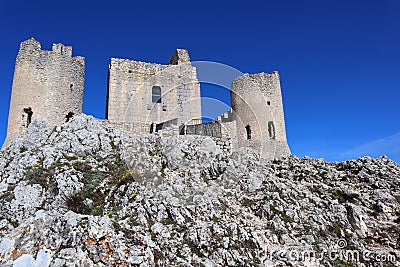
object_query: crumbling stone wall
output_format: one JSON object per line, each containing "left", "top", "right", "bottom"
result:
{"left": 214, "top": 108, "right": 238, "bottom": 150}
{"left": 220, "top": 120, "right": 238, "bottom": 150}
{"left": 106, "top": 49, "right": 201, "bottom": 136}
{"left": 3, "top": 39, "right": 291, "bottom": 160}
{"left": 105, "top": 49, "right": 290, "bottom": 159}
{"left": 168, "top": 49, "right": 191, "bottom": 65}
{"left": 2, "top": 38, "right": 85, "bottom": 149}
{"left": 231, "top": 72, "right": 290, "bottom": 159}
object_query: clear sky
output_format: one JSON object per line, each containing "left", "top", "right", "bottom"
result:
{"left": 0, "top": 0, "right": 399, "bottom": 163}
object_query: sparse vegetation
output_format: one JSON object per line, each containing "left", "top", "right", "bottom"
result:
{"left": 1, "top": 114, "right": 400, "bottom": 266}
{"left": 332, "top": 190, "right": 360, "bottom": 203}
{"left": 24, "top": 164, "right": 59, "bottom": 195}
{"left": 327, "top": 222, "right": 342, "bottom": 237}
{"left": 65, "top": 153, "right": 135, "bottom": 215}
{"left": 183, "top": 238, "right": 205, "bottom": 257}
{"left": 270, "top": 205, "right": 294, "bottom": 223}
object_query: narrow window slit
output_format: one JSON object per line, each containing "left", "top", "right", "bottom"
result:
{"left": 268, "top": 121, "right": 275, "bottom": 139}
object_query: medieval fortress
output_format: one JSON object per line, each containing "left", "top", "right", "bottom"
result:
{"left": 2, "top": 38, "right": 291, "bottom": 159}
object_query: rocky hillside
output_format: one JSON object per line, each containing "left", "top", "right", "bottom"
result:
{"left": 0, "top": 115, "right": 399, "bottom": 267}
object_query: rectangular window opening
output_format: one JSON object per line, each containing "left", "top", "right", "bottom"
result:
{"left": 152, "top": 86, "right": 161, "bottom": 103}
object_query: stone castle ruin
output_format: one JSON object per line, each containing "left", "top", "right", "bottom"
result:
{"left": 3, "top": 38, "right": 290, "bottom": 158}
{"left": 106, "top": 49, "right": 202, "bottom": 136}
{"left": 3, "top": 38, "right": 84, "bottom": 148}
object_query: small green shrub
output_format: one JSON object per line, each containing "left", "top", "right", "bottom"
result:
{"left": 242, "top": 197, "right": 255, "bottom": 207}
{"left": 270, "top": 206, "right": 294, "bottom": 223}
{"left": 212, "top": 215, "right": 220, "bottom": 222}
{"left": 73, "top": 161, "right": 92, "bottom": 172}
{"left": 333, "top": 190, "right": 360, "bottom": 203}
{"left": 183, "top": 238, "right": 204, "bottom": 257}
{"left": 24, "top": 166, "right": 59, "bottom": 195}
{"left": 328, "top": 222, "right": 342, "bottom": 237}
{"left": 66, "top": 153, "right": 137, "bottom": 215}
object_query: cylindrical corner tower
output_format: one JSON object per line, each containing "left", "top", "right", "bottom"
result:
{"left": 230, "top": 71, "right": 290, "bottom": 159}
{"left": 2, "top": 38, "right": 85, "bottom": 149}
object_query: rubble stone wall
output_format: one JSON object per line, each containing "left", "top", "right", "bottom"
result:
{"left": 106, "top": 49, "right": 202, "bottom": 136}
{"left": 231, "top": 72, "right": 290, "bottom": 159}
{"left": 3, "top": 38, "right": 85, "bottom": 149}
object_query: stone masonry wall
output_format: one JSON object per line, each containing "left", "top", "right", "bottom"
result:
{"left": 107, "top": 49, "right": 201, "bottom": 136}
{"left": 2, "top": 40, "right": 291, "bottom": 160}
{"left": 213, "top": 108, "right": 238, "bottom": 150}
{"left": 231, "top": 72, "right": 290, "bottom": 159}
{"left": 168, "top": 49, "right": 191, "bottom": 65}
{"left": 2, "top": 38, "right": 85, "bottom": 149}
{"left": 220, "top": 120, "right": 238, "bottom": 150}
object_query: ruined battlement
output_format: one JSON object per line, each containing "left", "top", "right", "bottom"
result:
{"left": 232, "top": 71, "right": 281, "bottom": 96}
{"left": 18, "top": 38, "right": 41, "bottom": 52}
{"left": 52, "top": 43, "right": 72, "bottom": 56}
{"left": 109, "top": 58, "right": 167, "bottom": 74}
{"left": 3, "top": 38, "right": 290, "bottom": 159}
{"left": 18, "top": 38, "right": 84, "bottom": 65}
{"left": 2, "top": 38, "right": 85, "bottom": 149}
{"left": 168, "top": 49, "right": 190, "bottom": 65}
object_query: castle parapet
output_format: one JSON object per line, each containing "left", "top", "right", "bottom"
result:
{"left": 52, "top": 43, "right": 73, "bottom": 56}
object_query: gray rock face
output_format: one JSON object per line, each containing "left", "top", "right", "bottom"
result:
{"left": 0, "top": 114, "right": 399, "bottom": 266}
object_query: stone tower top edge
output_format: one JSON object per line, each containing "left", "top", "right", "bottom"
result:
{"left": 109, "top": 48, "right": 191, "bottom": 67}
{"left": 231, "top": 71, "right": 283, "bottom": 97}
{"left": 234, "top": 70, "right": 280, "bottom": 81}
{"left": 232, "top": 71, "right": 281, "bottom": 86}
{"left": 110, "top": 57, "right": 166, "bottom": 67}
{"left": 52, "top": 43, "right": 72, "bottom": 56}
{"left": 18, "top": 38, "right": 84, "bottom": 63}
{"left": 168, "top": 49, "right": 190, "bottom": 65}
{"left": 108, "top": 58, "right": 167, "bottom": 74}
{"left": 19, "top": 37, "right": 41, "bottom": 52}
{"left": 109, "top": 48, "right": 192, "bottom": 72}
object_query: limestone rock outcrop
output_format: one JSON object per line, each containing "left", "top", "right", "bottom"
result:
{"left": 0, "top": 115, "right": 399, "bottom": 266}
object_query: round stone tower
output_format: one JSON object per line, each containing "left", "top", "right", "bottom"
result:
{"left": 2, "top": 38, "right": 85, "bottom": 149}
{"left": 230, "top": 71, "right": 290, "bottom": 159}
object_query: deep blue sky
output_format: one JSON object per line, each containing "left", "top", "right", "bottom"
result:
{"left": 0, "top": 0, "right": 399, "bottom": 163}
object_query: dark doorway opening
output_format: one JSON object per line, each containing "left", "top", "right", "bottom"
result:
{"left": 245, "top": 125, "right": 251, "bottom": 140}
{"left": 65, "top": 112, "right": 74, "bottom": 122}
{"left": 179, "top": 125, "right": 186, "bottom": 135}
{"left": 23, "top": 107, "right": 33, "bottom": 127}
